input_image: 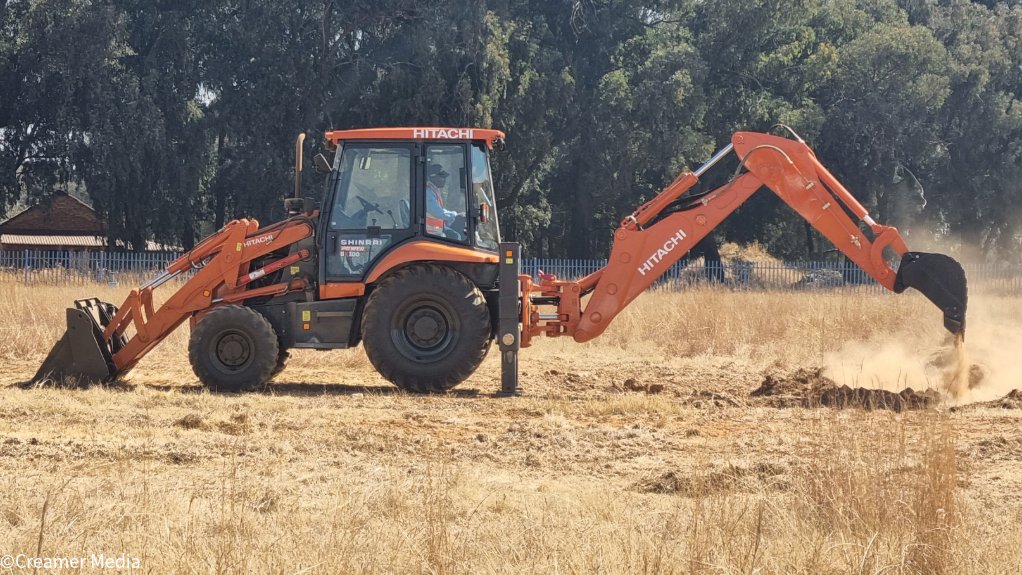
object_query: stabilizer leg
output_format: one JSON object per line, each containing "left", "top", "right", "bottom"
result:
{"left": 497, "top": 242, "right": 522, "bottom": 396}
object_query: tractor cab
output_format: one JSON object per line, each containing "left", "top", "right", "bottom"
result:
{"left": 320, "top": 128, "right": 504, "bottom": 280}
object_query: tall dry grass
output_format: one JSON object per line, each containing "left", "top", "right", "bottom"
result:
{"left": 0, "top": 403, "right": 993, "bottom": 574}
{"left": 4, "top": 274, "right": 1020, "bottom": 395}
{"left": 597, "top": 285, "right": 947, "bottom": 362}
{"left": 3, "top": 274, "right": 1015, "bottom": 364}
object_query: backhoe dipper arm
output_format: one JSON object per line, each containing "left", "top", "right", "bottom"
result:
{"left": 519, "top": 131, "right": 967, "bottom": 346}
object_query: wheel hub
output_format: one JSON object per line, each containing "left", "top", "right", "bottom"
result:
{"left": 216, "top": 333, "right": 251, "bottom": 368}
{"left": 406, "top": 308, "right": 448, "bottom": 349}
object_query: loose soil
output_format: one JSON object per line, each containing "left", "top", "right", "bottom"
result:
{"left": 752, "top": 367, "right": 944, "bottom": 411}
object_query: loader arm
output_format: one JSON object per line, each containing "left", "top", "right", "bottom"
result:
{"left": 34, "top": 216, "right": 315, "bottom": 384}
{"left": 518, "top": 131, "right": 967, "bottom": 346}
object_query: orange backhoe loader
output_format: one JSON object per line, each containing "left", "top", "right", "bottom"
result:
{"left": 33, "top": 126, "right": 968, "bottom": 394}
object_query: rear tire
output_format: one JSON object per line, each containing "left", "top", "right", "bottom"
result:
{"left": 189, "top": 305, "right": 279, "bottom": 392}
{"left": 361, "top": 265, "right": 491, "bottom": 393}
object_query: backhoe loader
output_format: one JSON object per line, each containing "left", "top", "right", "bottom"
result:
{"left": 33, "top": 126, "right": 968, "bottom": 394}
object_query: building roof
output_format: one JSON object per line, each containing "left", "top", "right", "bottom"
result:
{"left": 0, "top": 194, "right": 104, "bottom": 235}
{"left": 0, "top": 234, "right": 173, "bottom": 252}
{"left": 0, "top": 234, "right": 108, "bottom": 247}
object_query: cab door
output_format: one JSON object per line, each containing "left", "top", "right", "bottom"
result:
{"left": 422, "top": 143, "right": 471, "bottom": 244}
{"left": 420, "top": 142, "right": 500, "bottom": 252}
{"left": 323, "top": 143, "right": 415, "bottom": 280}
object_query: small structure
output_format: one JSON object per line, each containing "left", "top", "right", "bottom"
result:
{"left": 0, "top": 194, "right": 179, "bottom": 283}
{"left": 0, "top": 193, "right": 169, "bottom": 252}
{"left": 0, "top": 193, "right": 108, "bottom": 251}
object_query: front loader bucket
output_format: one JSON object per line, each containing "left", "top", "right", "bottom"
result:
{"left": 893, "top": 252, "right": 968, "bottom": 336}
{"left": 32, "top": 299, "right": 123, "bottom": 386}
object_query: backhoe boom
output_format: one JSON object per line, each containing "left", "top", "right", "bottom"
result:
{"left": 517, "top": 131, "right": 967, "bottom": 347}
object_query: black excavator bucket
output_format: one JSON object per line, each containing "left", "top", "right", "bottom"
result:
{"left": 32, "top": 299, "right": 124, "bottom": 386}
{"left": 893, "top": 252, "right": 968, "bottom": 336}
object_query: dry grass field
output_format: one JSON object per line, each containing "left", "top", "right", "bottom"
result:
{"left": 2, "top": 276, "right": 1022, "bottom": 574}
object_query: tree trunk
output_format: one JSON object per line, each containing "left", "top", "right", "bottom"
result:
{"left": 214, "top": 128, "right": 227, "bottom": 229}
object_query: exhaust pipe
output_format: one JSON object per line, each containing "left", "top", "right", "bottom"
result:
{"left": 893, "top": 252, "right": 968, "bottom": 337}
{"left": 32, "top": 299, "right": 124, "bottom": 386}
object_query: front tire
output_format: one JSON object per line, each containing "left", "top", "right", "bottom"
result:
{"left": 361, "top": 265, "right": 492, "bottom": 393}
{"left": 189, "top": 305, "right": 279, "bottom": 392}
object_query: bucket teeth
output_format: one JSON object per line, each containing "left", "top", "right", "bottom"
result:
{"left": 894, "top": 252, "right": 968, "bottom": 337}
{"left": 32, "top": 299, "right": 120, "bottom": 386}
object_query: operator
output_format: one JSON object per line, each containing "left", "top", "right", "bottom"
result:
{"left": 425, "top": 163, "right": 460, "bottom": 237}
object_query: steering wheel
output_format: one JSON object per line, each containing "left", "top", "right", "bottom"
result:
{"left": 354, "top": 194, "right": 383, "bottom": 215}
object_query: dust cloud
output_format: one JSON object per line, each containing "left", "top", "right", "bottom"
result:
{"left": 822, "top": 296, "right": 1022, "bottom": 405}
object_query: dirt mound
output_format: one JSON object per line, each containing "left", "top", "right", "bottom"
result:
{"left": 718, "top": 241, "right": 782, "bottom": 265}
{"left": 927, "top": 343, "right": 987, "bottom": 390}
{"left": 751, "top": 367, "right": 834, "bottom": 407}
{"left": 621, "top": 378, "right": 665, "bottom": 394}
{"left": 952, "top": 389, "right": 1022, "bottom": 411}
{"left": 752, "top": 367, "right": 941, "bottom": 411}
{"left": 680, "top": 390, "right": 742, "bottom": 408}
{"left": 635, "top": 463, "right": 786, "bottom": 496}
{"left": 817, "top": 385, "right": 941, "bottom": 411}
{"left": 754, "top": 367, "right": 832, "bottom": 395}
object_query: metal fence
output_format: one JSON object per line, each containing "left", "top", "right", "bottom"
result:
{"left": 0, "top": 249, "right": 182, "bottom": 286}
{"left": 1, "top": 249, "right": 1020, "bottom": 294}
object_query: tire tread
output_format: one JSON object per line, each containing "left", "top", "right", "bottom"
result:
{"left": 188, "top": 305, "right": 279, "bottom": 392}
{"left": 361, "top": 265, "right": 491, "bottom": 393}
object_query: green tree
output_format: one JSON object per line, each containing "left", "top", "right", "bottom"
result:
{"left": 692, "top": 0, "right": 832, "bottom": 259}
{"left": 4, "top": 0, "right": 1020, "bottom": 264}
{"left": 815, "top": 8, "right": 951, "bottom": 228}
{"left": 0, "top": 0, "right": 116, "bottom": 212}
{"left": 493, "top": 1, "right": 709, "bottom": 257}
{"left": 923, "top": 0, "right": 1022, "bottom": 262}
{"left": 74, "top": 0, "right": 209, "bottom": 250}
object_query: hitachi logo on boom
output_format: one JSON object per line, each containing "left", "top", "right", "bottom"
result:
{"left": 637, "top": 229, "right": 688, "bottom": 276}
{"left": 412, "top": 128, "right": 474, "bottom": 139}
{"left": 243, "top": 233, "right": 275, "bottom": 248}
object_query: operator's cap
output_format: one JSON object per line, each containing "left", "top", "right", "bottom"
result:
{"left": 428, "top": 164, "right": 450, "bottom": 178}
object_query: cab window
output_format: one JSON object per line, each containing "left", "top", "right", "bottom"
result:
{"left": 325, "top": 144, "right": 412, "bottom": 278}
{"left": 329, "top": 146, "right": 412, "bottom": 230}
{"left": 471, "top": 144, "right": 500, "bottom": 251}
{"left": 424, "top": 144, "right": 468, "bottom": 241}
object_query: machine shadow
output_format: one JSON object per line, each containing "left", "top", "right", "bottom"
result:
{"left": 262, "top": 382, "right": 399, "bottom": 396}
{"left": 159, "top": 381, "right": 483, "bottom": 398}
{"left": 265, "top": 382, "right": 483, "bottom": 398}
{"left": 13, "top": 379, "right": 483, "bottom": 398}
